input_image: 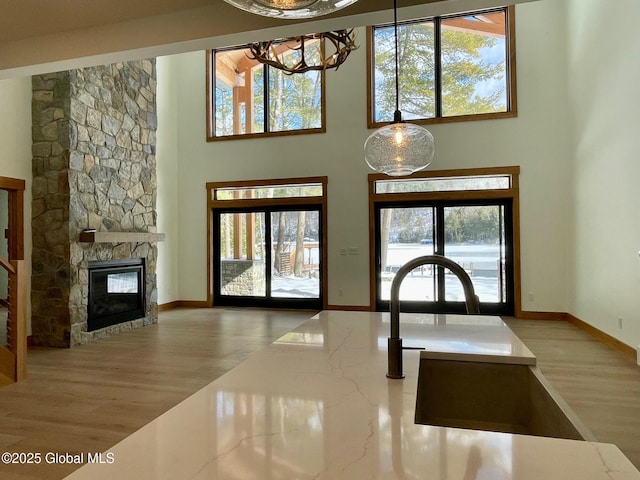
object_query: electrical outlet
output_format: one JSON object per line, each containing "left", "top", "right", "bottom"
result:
{"left": 527, "top": 292, "right": 534, "bottom": 302}
{"left": 338, "top": 289, "right": 344, "bottom": 297}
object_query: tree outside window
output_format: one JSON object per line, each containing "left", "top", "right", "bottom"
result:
{"left": 208, "top": 42, "right": 325, "bottom": 140}
{"left": 369, "top": 6, "right": 516, "bottom": 127}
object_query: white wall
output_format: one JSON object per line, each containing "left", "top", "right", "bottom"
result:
{"left": 156, "top": 56, "right": 181, "bottom": 304}
{"left": 163, "top": 0, "right": 573, "bottom": 311}
{"left": 517, "top": 2, "right": 570, "bottom": 311}
{"left": 566, "top": 0, "right": 640, "bottom": 347}
{"left": 0, "top": 76, "right": 33, "bottom": 329}
{"left": 0, "top": 77, "right": 32, "bottom": 196}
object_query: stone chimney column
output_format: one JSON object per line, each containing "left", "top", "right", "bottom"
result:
{"left": 31, "top": 60, "right": 158, "bottom": 347}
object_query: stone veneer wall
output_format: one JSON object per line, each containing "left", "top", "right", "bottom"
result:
{"left": 31, "top": 60, "right": 158, "bottom": 347}
{"left": 220, "top": 260, "right": 266, "bottom": 296}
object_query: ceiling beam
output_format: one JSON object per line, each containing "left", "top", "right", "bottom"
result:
{"left": 0, "top": 0, "right": 536, "bottom": 79}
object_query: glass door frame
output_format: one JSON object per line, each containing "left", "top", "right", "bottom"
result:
{"left": 368, "top": 166, "right": 522, "bottom": 316}
{"left": 373, "top": 199, "right": 515, "bottom": 315}
{"left": 212, "top": 204, "right": 323, "bottom": 309}
{"left": 207, "top": 177, "right": 328, "bottom": 310}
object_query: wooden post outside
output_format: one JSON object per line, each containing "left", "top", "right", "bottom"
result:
{"left": 246, "top": 189, "right": 255, "bottom": 260}
{"left": 233, "top": 190, "right": 242, "bottom": 259}
{"left": 245, "top": 71, "right": 254, "bottom": 134}
{"left": 232, "top": 85, "right": 243, "bottom": 135}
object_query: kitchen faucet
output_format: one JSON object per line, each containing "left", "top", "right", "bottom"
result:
{"left": 387, "top": 255, "right": 480, "bottom": 379}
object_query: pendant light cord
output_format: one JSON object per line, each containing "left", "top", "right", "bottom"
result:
{"left": 393, "top": 0, "right": 402, "bottom": 123}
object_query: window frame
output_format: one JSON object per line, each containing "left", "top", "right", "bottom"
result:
{"left": 206, "top": 46, "right": 327, "bottom": 142}
{"left": 366, "top": 5, "right": 517, "bottom": 128}
{"left": 373, "top": 199, "right": 515, "bottom": 315}
{"left": 206, "top": 177, "right": 329, "bottom": 309}
{"left": 368, "top": 166, "right": 522, "bottom": 316}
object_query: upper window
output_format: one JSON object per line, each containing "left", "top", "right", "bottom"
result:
{"left": 207, "top": 42, "right": 326, "bottom": 141}
{"left": 374, "top": 174, "right": 512, "bottom": 194}
{"left": 367, "top": 6, "right": 516, "bottom": 127}
{"left": 214, "top": 182, "right": 323, "bottom": 201}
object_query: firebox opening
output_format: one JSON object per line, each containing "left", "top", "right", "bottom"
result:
{"left": 87, "top": 258, "right": 145, "bottom": 332}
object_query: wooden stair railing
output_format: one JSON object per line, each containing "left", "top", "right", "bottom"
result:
{"left": 0, "top": 257, "right": 26, "bottom": 384}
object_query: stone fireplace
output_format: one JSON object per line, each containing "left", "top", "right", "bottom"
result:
{"left": 31, "top": 59, "right": 159, "bottom": 347}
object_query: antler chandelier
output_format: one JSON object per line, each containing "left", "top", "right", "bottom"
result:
{"left": 248, "top": 29, "right": 358, "bottom": 74}
{"left": 222, "top": 0, "right": 359, "bottom": 19}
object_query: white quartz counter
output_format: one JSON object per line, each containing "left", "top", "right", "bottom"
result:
{"left": 65, "top": 311, "right": 639, "bottom": 479}
{"left": 394, "top": 312, "right": 536, "bottom": 365}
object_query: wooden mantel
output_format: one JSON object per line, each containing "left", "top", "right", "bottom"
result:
{"left": 79, "top": 231, "right": 165, "bottom": 243}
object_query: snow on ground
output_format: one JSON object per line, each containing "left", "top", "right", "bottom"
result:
{"left": 272, "top": 275, "right": 320, "bottom": 298}
{"left": 379, "top": 275, "right": 500, "bottom": 303}
{"left": 271, "top": 244, "right": 503, "bottom": 302}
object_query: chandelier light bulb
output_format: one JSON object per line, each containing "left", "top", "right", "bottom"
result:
{"left": 394, "top": 129, "right": 404, "bottom": 145}
{"left": 222, "top": 0, "right": 358, "bottom": 18}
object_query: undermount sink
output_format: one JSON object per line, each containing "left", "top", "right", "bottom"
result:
{"left": 415, "top": 358, "right": 595, "bottom": 441}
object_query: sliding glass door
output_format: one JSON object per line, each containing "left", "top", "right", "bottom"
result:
{"left": 213, "top": 206, "right": 322, "bottom": 309}
{"left": 270, "top": 210, "right": 321, "bottom": 299}
{"left": 375, "top": 200, "right": 513, "bottom": 315}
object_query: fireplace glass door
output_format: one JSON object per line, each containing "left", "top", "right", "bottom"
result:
{"left": 88, "top": 259, "right": 145, "bottom": 331}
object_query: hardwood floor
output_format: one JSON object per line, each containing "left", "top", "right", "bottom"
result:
{"left": 0, "top": 310, "right": 639, "bottom": 479}
{"left": 0, "top": 308, "right": 313, "bottom": 480}
{"left": 503, "top": 316, "right": 640, "bottom": 469}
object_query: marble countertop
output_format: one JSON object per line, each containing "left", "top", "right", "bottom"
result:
{"left": 65, "top": 311, "right": 639, "bottom": 479}
{"left": 391, "top": 312, "right": 537, "bottom": 365}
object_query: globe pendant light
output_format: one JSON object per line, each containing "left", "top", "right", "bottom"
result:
{"left": 364, "top": 0, "right": 434, "bottom": 176}
{"left": 222, "top": 0, "right": 359, "bottom": 19}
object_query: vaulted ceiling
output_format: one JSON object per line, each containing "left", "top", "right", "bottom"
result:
{"left": 0, "top": 0, "right": 533, "bottom": 78}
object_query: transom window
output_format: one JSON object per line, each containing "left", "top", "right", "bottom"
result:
{"left": 374, "top": 174, "right": 512, "bottom": 194}
{"left": 206, "top": 42, "right": 326, "bottom": 141}
{"left": 214, "top": 182, "right": 323, "bottom": 200}
{"left": 368, "top": 167, "right": 521, "bottom": 316}
{"left": 367, "top": 6, "right": 516, "bottom": 127}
